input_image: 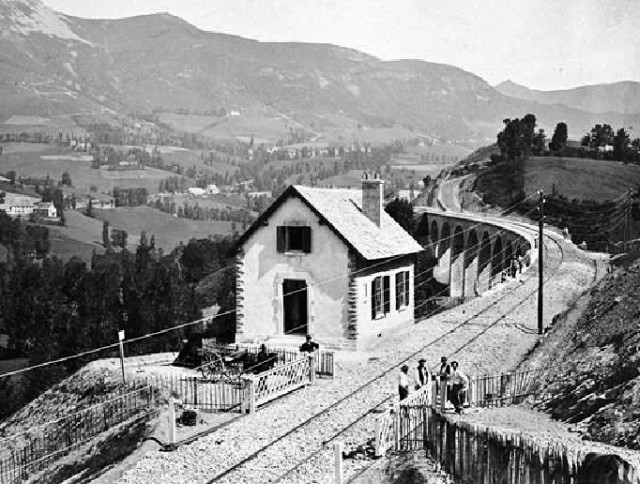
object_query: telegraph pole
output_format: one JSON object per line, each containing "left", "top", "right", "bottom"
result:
{"left": 538, "top": 190, "right": 545, "bottom": 335}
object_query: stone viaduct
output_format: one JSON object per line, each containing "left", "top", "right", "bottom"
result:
{"left": 414, "top": 208, "right": 534, "bottom": 298}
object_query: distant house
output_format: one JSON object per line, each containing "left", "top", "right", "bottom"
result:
{"left": 34, "top": 201, "right": 57, "bottom": 218}
{"left": 233, "top": 175, "right": 423, "bottom": 350}
{"left": 206, "top": 184, "right": 220, "bottom": 195}
{"left": 247, "top": 190, "right": 272, "bottom": 199}
{"left": 187, "top": 187, "right": 206, "bottom": 197}
{"left": 93, "top": 196, "right": 116, "bottom": 210}
{"left": 0, "top": 195, "right": 39, "bottom": 218}
{"left": 234, "top": 179, "right": 254, "bottom": 192}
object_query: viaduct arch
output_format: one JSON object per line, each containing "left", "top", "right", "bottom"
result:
{"left": 414, "top": 209, "right": 534, "bottom": 299}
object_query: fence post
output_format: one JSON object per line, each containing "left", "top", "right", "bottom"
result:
{"left": 118, "top": 330, "right": 126, "bottom": 384}
{"left": 329, "top": 352, "right": 335, "bottom": 380}
{"left": 167, "top": 397, "right": 177, "bottom": 449}
{"left": 308, "top": 354, "right": 316, "bottom": 384}
{"left": 440, "top": 379, "right": 447, "bottom": 412}
{"left": 334, "top": 442, "right": 344, "bottom": 484}
{"left": 244, "top": 376, "right": 256, "bottom": 414}
{"left": 374, "top": 417, "right": 383, "bottom": 457}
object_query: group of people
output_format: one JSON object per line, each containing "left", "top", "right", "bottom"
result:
{"left": 398, "top": 356, "right": 469, "bottom": 414}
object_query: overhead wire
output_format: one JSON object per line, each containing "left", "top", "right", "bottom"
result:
{"left": 0, "top": 192, "right": 540, "bottom": 381}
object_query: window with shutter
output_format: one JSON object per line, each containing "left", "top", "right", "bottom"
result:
{"left": 276, "top": 226, "right": 312, "bottom": 253}
{"left": 276, "top": 226, "right": 286, "bottom": 253}
{"left": 371, "top": 280, "right": 377, "bottom": 320}
{"left": 404, "top": 271, "right": 410, "bottom": 306}
{"left": 395, "top": 270, "right": 410, "bottom": 309}
{"left": 371, "top": 277, "right": 383, "bottom": 319}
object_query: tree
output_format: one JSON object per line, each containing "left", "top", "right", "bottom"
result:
{"left": 583, "top": 124, "right": 614, "bottom": 154}
{"left": 112, "top": 229, "right": 128, "bottom": 249}
{"left": 532, "top": 129, "right": 546, "bottom": 155}
{"left": 61, "top": 171, "right": 72, "bottom": 186}
{"left": 613, "top": 128, "right": 630, "bottom": 160}
{"left": 6, "top": 171, "right": 16, "bottom": 186}
{"left": 385, "top": 198, "right": 414, "bottom": 234}
{"left": 102, "top": 221, "right": 110, "bottom": 249}
{"left": 549, "top": 122, "right": 568, "bottom": 153}
{"left": 86, "top": 198, "right": 94, "bottom": 217}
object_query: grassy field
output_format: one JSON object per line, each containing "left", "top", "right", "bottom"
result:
{"left": 93, "top": 206, "right": 236, "bottom": 250}
{"left": 0, "top": 144, "right": 177, "bottom": 195}
{"left": 160, "top": 148, "right": 240, "bottom": 176}
{"left": 45, "top": 211, "right": 107, "bottom": 263}
{"left": 149, "top": 193, "right": 249, "bottom": 211}
{"left": 524, "top": 156, "right": 640, "bottom": 201}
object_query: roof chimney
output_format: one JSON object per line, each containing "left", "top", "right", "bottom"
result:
{"left": 361, "top": 172, "right": 384, "bottom": 227}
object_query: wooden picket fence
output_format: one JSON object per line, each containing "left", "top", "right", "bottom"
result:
{"left": 470, "top": 369, "right": 543, "bottom": 407}
{"left": 374, "top": 382, "right": 433, "bottom": 456}
{"left": 396, "top": 406, "right": 638, "bottom": 484}
{"left": 0, "top": 385, "right": 155, "bottom": 484}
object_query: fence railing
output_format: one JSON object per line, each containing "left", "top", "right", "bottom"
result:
{"left": 249, "top": 356, "right": 312, "bottom": 410}
{"left": 374, "top": 368, "right": 548, "bottom": 458}
{"left": 470, "top": 369, "right": 543, "bottom": 407}
{"left": 203, "top": 341, "right": 335, "bottom": 377}
{"left": 396, "top": 406, "right": 638, "bottom": 484}
{"left": 141, "top": 373, "right": 246, "bottom": 413}
{"left": 0, "top": 384, "right": 155, "bottom": 484}
{"left": 373, "top": 383, "right": 433, "bottom": 457}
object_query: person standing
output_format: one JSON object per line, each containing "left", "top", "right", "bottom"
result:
{"left": 449, "top": 361, "right": 469, "bottom": 414}
{"left": 299, "top": 334, "right": 319, "bottom": 353}
{"left": 398, "top": 365, "right": 410, "bottom": 401}
{"left": 414, "top": 359, "right": 430, "bottom": 390}
{"left": 438, "top": 356, "right": 451, "bottom": 405}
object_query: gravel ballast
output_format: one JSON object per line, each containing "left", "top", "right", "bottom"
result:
{"left": 113, "top": 228, "right": 622, "bottom": 484}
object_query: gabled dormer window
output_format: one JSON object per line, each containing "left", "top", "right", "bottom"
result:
{"left": 277, "top": 226, "right": 311, "bottom": 253}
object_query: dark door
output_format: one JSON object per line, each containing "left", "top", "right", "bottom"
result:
{"left": 283, "top": 279, "right": 308, "bottom": 335}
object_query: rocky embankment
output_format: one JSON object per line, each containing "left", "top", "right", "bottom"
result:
{"left": 521, "top": 262, "right": 640, "bottom": 449}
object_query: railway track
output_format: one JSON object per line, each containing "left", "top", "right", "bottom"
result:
{"left": 203, "top": 225, "right": 570, "bottom": 484}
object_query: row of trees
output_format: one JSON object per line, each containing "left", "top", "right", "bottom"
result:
{"left": 0, "top": 214, "right": 238, "bottom": 417}
{"left": 581, "top": 124, "right": 640, "bottom": 161}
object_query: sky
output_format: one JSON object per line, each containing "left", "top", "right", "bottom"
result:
{"left": 44, "top": 0, "right": 640, "bottom": 91}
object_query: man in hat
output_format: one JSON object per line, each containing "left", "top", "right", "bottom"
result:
{"left": 398, "top": 365, "right": 410, "bottom": 400}
{"left": 438, "top": 356, "right": 452, "bottom": 406}
{"left": 414, "top": 358, "right": 430, "bottom": 390}
{"left": 299, "top": 334, "right": 319, "bottom": 353}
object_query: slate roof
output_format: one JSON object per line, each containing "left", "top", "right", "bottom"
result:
{"left": 235, "top": 185, "right": 423, "bottom": 261}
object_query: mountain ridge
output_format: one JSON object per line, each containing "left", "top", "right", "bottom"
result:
{"left": 495, "top": 79, "right": 640, "bottom": 116}
{"left": 1, "top": 0, "right": 639, "bottom": 144}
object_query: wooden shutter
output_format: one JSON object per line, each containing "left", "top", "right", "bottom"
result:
{"left": 302, "top": 227, "right": 312, "bottom": 253}
{"left": 383, "top": 276, "right": 390, "bottom": 314}
{"left": 276, "top": 226, "right": 286, "bottom": 253}
{"left": 371, "top": 280, "right": 377, "bottom": 320}
{"left": 404, "top": 271, "right": 410, "bottom": 305}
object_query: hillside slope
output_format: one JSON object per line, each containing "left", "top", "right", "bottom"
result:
{"left": 1, "top": 0, "right": 639, "bottom": 143}
{"left": 496, "top": 79, "right": 640, "bottom": 116}
{"left": 521, "top": 263, "right": 640, "bottom": 449}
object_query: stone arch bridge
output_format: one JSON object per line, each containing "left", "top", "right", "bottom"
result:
{"left": 414, "top": 208, "right": 535, "bottom": 298}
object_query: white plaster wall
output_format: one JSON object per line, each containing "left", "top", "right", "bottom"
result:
{"left": 239, "top": 197, "right": 350, "bottom": 342}
{"left": 355, "top": 261, "right": 415, "bottom": 346}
